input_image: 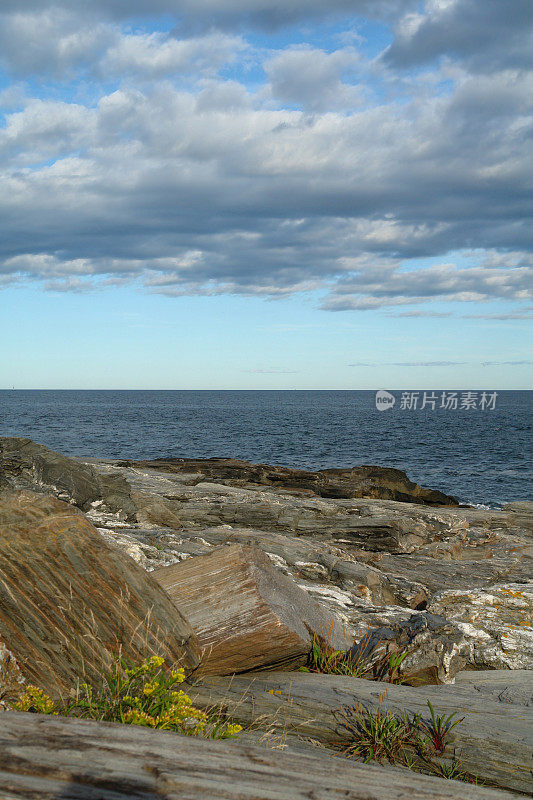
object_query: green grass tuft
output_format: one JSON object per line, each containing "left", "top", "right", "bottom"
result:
{"left": 334, "top": 696, "right": 480, "bottom": 785}
{"left": 301, "top": 634, "right": 407, "bottom": 683}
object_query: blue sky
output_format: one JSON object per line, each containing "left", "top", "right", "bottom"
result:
{"left": 0, "top": 0, "right": 531, "bottom": 389}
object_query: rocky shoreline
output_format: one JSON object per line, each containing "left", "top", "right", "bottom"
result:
{"left": 0, "top": 436, "right": 531, "bottom": 798}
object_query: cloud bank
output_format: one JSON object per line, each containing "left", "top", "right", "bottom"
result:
{"left": 0, "top": 0, "right": 531, "bottom": 314}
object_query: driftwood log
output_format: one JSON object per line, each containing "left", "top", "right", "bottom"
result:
{"left": 0, "top": 711, "right": 519, "bottom": 800}
{"left": 0, "top": 489, "right": 200, "bottom": 701}
{"left": 153, "top": 543, "right": 352, "bottom": 675}
{"left": 187, "top": 671, "right": 533, "bottom": 795}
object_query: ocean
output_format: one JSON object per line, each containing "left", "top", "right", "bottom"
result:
{"left": 0, "top": 389, "right": 531, "bottom": 507}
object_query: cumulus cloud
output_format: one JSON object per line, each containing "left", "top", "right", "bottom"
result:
{"left": 323, "top": 262, "right": 533, "bottom": 311}
{"left": 101, "top": 31, "right": 244, "bottom": 79}
{"left": 0, "top": 8, "right": 114, "bottom": 78}
{"left": 265, "top": 46, "right": 363, "bottom": 112}
{"left": 0, "top": 71, "right": 531, "bottom": 306}
{"left": 0, "top": 9, "right": 243, "bottom": 80}
{"left": 0, "top": 1, "right": 531, "bottom": 316}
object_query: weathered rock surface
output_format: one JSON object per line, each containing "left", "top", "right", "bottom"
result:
{"left": 0, "top": 437, "right": 136, "bottom": 519}
{"left": 154, "top": 543, "right": 352, "bottom": 675}
{"left": 85, "top": 458, "right": 532, "bottom": 676}
{"left": 428, "top": 583, "right": 533, "bottom": 669}
{"left": 345, "top": 611, "right": 469, "bottom": 685}
{"left": 2, "top": 439, "right": 531, "bottom": 679}
{"left": 0, "top": 641, "right": 24, "bottom": 710}
{"left": 121, "top": 455, "right": 460, "bottom": 505}
{"left": 0, "top": 489, "right": 200, "bottom": 701}
{"left": 454, "top": 669, "right": 533, "bottom": 706}
{"left": 0, "top": 712, "right": 518, "bottom": 800}
{"left": 188, "top": 671, "right": 533, "bottom": 794}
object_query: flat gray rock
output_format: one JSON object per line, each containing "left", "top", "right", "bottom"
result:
{"left": 454, "top": 670, "right": 533, "bottom": 706}
{"left": 187, "top": 671, "right": 533, "bottom": 794}
{"left": 0, "top": 711, "right": 520, "bottom": 800}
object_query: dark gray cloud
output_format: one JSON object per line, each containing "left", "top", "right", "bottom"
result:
{"left": 0, "top": 1, "right": 406, "bottom": 42}
{"left": 385, "top": 0, "right": 533, "bottom": 72}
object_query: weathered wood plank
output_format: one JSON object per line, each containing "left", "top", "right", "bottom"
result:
{"left": 187, "top": 671, "right": 533, "bottom": 794}
{"left": 153, "top": 543, "right": 352, "bottom": 675}
{"left": 0, "top": 712, "right": 519, "bottom": 800}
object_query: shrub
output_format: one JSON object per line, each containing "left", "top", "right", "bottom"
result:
{"left": 15, "top": 655, "right": 241, "bottom": 740}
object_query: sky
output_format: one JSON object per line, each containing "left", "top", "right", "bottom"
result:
{"left": 0, "top": 0, "right": 532, "bottom": 389}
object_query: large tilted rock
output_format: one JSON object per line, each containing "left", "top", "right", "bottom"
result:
{"left": 427, "top": 582, "right": 533, "bottom": 669}
{"left": 188, "top": 671, "right": 533, "bottom": 794}
{"left": 122, "top": 456, "right": 459, "bottom": 506}
{"left": 0, "top": 712, "right": 517, "bottom": 800}
{"left": 153, "top": 543, "right": 352, "bottom": 675}
{"left": 0, "top": 437, "right": 136, "bottom": 519}
{"left": 0, "top": 489, "right": 200, "bottom": 701}
{"left": 0, "top": 641, "right": 25, "bottom": 711}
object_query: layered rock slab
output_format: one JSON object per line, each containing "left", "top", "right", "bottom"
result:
{"left": 121, "top": 456, "right": 459, "bottom": 505}
{"left": 0, "top": 712, "right": 518, "bottom": 800}
{"left": 153, "top": 543, "right": 352, "bottom": 675}
{"left": 0, "top": 437, "right": 135, "bottom": 519}
{"left": 188, "top": 671, "right": 533, "bottom": 794}
{"left": 0, "top": 489, "right": 200, "bottom": 701}
{"left": 454, "top": 669, "right": 533, "bottom": 706}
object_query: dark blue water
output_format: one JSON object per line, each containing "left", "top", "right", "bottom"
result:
{"left": 0, "top": 390, "right": 531, "bottom": 506}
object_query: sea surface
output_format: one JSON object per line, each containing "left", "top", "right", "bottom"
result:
{"left": 0, "top": 390, "right": 531, "bottom": 507}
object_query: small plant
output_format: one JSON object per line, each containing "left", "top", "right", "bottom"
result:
{"left": 15, "top": 655, "right": 241, "bottom": 740}
{"left": 383, "top": 651, "right": 408, "bottom": 684}
{"left": 334, "top": 696, "right": 477, "bottom": 784}
{"left": 302, "top": 634, "right": 406, "bottom": 683}
{"left": 429, "top": 758, "right": 473, "bottom": 781}
{"left": 335, "top": 696, "right": 414, "bottom": 763}
{"left": 418, "top": 700, "right": 464, "bottom": 753}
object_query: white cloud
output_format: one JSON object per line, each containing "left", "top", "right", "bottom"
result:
{"left": 0, "top": 8, "right": 113, "bottom": 78}
{"left": 0, "top": 1, "right": 531, "bottom": 315}
{"left": 265, "top": 46, "right": 363, "bottom": 112}
{"left": 101, "top": 31, "right": 244, "bottom": 79}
